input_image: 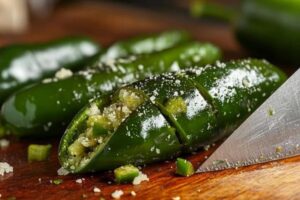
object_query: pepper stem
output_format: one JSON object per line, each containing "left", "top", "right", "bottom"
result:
{"left": 190, "top": 0, "right": 237, "bottom": 23}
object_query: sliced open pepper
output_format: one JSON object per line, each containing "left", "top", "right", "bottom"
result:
{"left": 58, "top": 59, "right": 286, "bottom": 173}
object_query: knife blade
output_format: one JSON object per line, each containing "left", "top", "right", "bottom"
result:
{"left": 197, "top": 68, "right": 300, "bottom": 172}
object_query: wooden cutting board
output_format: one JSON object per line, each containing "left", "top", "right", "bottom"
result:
{"left": 0, "top": 2, "right": 299, "bottom": 199}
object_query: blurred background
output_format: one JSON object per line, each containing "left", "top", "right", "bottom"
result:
{"left": 0, "top": 0, "right": 242, "bottom": 59}
{"left": 0, "top": 0, "right": 237, "bottom": 34}
{"left": 0, "top": 0, "right": 299, "bottom": 70}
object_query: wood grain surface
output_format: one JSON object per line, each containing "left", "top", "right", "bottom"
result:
{"left": 0, "top": 1, "right": 299, "bottom": 200}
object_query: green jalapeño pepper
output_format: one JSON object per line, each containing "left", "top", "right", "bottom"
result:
{"left": 0, "top": 37, "right": 101, "bottom": 103}
{"left": 191, "top": 0, "right": 300, "bottom": 64}
{"left": 1, "top": 42, "right": 221, "bottom": 137}
{"left": 58, "top": 59, "right": 286, "bottom": 173}
{"left": 0, "top": 30, "right": 190, "bottom": 137}
{"left": 99, "top": 30, "right": 191, "bottom": 63}
{"left": 235, "top": 0, "right": 300, "bottom": 64}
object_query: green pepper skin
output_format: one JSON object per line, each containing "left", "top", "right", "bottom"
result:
{"left": 175, "top": 158, "right": 195, "bottom": 177}
{"left": 114, "top": 165, "right": 140, "bottom": 183}
{"left": 191, "top": 0, "right": 300, "bottom": 64}
{"left": 2, "top": 71, "right": 123, "bottom": 137}
{"left": 131, "top": 74, "right": 218, "bottom": 150}
{"left": 81, "top": 101, "right": 181, "bottom": 172}
{"left": 0, "top": 37, "right": 100, "bottom": 103}
{"left": 235, "top": 0, "right": 300, "bottom": 64}
{"left": 0, "top": 29, "right": 189, "bottom": 95}
{"left": 59, "top": 59, "right": 286, "bottom": 173}
{"left": 188, "top": 59, "right": 287, "bottom": 127}
{"left": 1, "top": 42, "right": 221, "bottom": 137}
{"left": 99, "top": 30, "right": 191, "bottom": 62}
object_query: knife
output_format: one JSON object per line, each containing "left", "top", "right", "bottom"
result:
{"left": 197, "top": 68, "right": 300, "bottom": 172}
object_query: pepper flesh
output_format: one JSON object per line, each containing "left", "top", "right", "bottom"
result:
{"left": 1, "top": 42, "right": 221, "bottom": 137}
{"left": 59, "top": 59, "right": 286, "bottom": 173}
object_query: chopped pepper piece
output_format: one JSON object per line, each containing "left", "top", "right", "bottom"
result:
{"left": 28, "top": 144, "right": 52, "bottom": 162}
{"left": 114, "top": 164, "right": 140, "bottom": 183}
{"left": 53, "top": 179, "right": 63, "bottom": 185}
{"left": 176, "top": 158, "right": 195, "bottom": 177}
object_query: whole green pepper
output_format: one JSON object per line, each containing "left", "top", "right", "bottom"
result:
{"left": 0, "top": 30, "right": 189, "bottom": 105}
{"left": 58, "top": 59, "right": 286, "bottom": 173}
{"left": 235, "top": 0, "right": 300, "bottom": 64}
{"left": 191, "top": 0, "right": 300, "bottom": 64}
{"left": 1, "top": 42, "right": 221, "bottom": 137}
{"left": 0, "top": 37, "right": 100, "bottom": 103}
{"left": 99, "top": 30, "right": 191, "bottom": 63}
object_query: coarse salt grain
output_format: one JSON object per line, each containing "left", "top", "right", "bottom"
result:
{"left": 111, "top": 190, "right": 124, "bottom": 199}
{"left": 131, "top": 191, "right": 136, "bottom": 196}
{"left": 170, "top": 62, "right": 180, "bottom": 71}
{"left": 132, "top": 172, "right": 149, "bottom": 185}
{"left": 76, "top": 178, "right": 83, "bottom": 184}
{"left": 42, "top": 78, "right": 53, "bottom": 83}
{"left": 172, "top": 196, "right": 181, "bottom": 200}
{"left": 0, "top": 162, "right": 13, "bottom": 176}
{"left": 88, "top": 103, "right": 100, "bottom": 116}
{"left": 204, "top": 145, "right": 210, "bottom": 151}
{"left": 150, "top": 95, "right": 155, "bottom": 100}
{"left": 93, "top": 187, "right": 101, "bottom": 193}
{"left": 0, "top": 139, "right": 9, "bottom": 149}
{"left": 55, "top": 68, "right": 73, "bottom": 80}
{"left": 156, "top": 148, "right": 160, "bottom": 154}
{"left": 57, "top": 167, "right": 69, "bottom": 176}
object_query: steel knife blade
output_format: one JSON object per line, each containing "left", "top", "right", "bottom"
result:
{"left": 197, "top": 69, "right": 300, "bottom": 172}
